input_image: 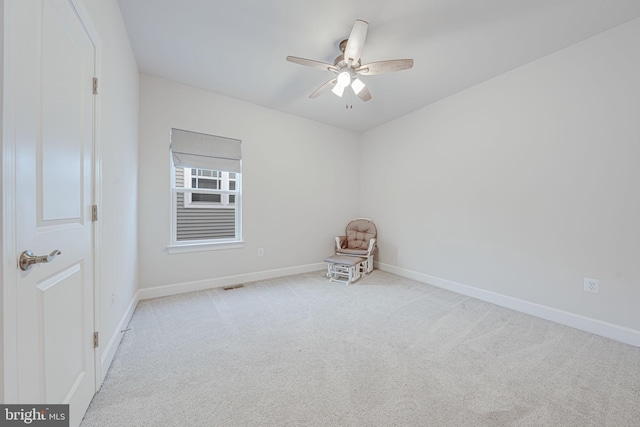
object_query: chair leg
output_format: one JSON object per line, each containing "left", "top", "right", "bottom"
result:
{"left": 366, "top": 255, "right": 374, "bottom": 273}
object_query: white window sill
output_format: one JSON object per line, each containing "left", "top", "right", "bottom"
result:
{"left": 166, "top": 240, "right": 245, "bottom": 254}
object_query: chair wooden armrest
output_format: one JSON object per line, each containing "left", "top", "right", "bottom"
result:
{"left": 367, "top": 238, "right": 377, "bottom": 256}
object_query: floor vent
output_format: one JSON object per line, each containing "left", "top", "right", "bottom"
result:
{"left": 222, "top": 284, "right": 245, "bottom": 291}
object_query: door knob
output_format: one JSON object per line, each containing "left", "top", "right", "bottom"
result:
{"left": 19, "top": 250, "right": 61, "bottom": 271}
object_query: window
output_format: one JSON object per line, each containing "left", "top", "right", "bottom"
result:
{"left": 183, "top": 168, "right": 236, "bottom": 207}
{"left": 169, "top": 129, "right": 242, "bottom": 252}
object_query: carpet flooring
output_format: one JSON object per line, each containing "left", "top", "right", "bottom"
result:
{"left": 81, "top": 270, "right": 640, "bottom": 426}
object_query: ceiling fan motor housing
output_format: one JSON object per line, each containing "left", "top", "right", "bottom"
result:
{"left": 336, "top": 39, "right": 361, "bottom": 68}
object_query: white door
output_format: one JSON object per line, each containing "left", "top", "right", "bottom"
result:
{"left": 6, "top": 0, "right": 96, "bottom": 425}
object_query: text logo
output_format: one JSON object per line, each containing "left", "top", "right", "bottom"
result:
{"left": 1, "top": 405, "right": 69, "bottom": 427}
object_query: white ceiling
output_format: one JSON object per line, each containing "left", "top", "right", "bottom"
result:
{"left": 117, "top": 0, "right": 640, "bottom": 132}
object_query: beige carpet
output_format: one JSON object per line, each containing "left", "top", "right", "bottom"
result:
{"left": 81, "top": 270, "right": 640, "bottom": 426}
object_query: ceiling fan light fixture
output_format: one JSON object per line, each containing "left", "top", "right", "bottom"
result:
{"left": 336, "top": 71, "right": 351, "bottom": 87}
{"left": 331, "top": 84, "right": 345, "bottom": 97}
{"left": 351, "top": 78, "right": 365, "bottom": 95}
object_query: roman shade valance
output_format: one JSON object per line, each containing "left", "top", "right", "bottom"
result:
{"left": 170, "top": 128, "right": 242, "bottom": 173}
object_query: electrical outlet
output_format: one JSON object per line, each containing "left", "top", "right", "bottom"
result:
{"left": 110, "top": 288, "right": 116, "bottom": 306}
{"left": 257, "top": 248, "right": 264, "bottom": 257}
{"left": 583, "top": 278, "right": 599, "bottom": 294}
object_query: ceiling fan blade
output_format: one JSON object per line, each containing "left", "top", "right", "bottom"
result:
{"left": 309, "top": 78, "right": 337, "bottom": 98}
{"left": 356, "top": 59, "right": 414, "bottom": 76}
{"left": 343, "top": 20, "right": 368, "bottom": 66}
{"left": 357, "top": 85, "right": 372, "bottom": 102}
{"left": 286, "top": 56, "right": 338, "bottom": 72}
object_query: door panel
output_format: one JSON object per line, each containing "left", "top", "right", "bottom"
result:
{"left": 41, "top": 0, "right": 89, "bottom": 222}
{"left": 39, "top": 264, "right": 85, "bottom": 403}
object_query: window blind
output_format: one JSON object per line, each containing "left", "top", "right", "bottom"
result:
{"left": 170, "top": 128, "right": 242, "bottom": 173}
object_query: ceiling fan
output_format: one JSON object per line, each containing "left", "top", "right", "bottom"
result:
{"left": 286, "top": 19, "right": 414, "bottom": 102}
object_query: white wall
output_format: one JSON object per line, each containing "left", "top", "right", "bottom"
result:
{"left": 360, "top": 18, "right": 640, "bottom": 336}
{"left": 83, "top": 0, "right": 139, "bottom": 378}
{"left": 138, "top": 75, "right": 360, "bottom": 290}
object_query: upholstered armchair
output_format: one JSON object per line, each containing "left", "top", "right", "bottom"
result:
{"left": 335, "top": 218, "right": 377, "bottom": 273}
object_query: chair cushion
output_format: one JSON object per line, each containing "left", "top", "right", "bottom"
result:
{"left": 346, "top": 219, "right": 377, "bottom": 250}
{"left": 324, "top": 255, "right": 366, "bottom": 266}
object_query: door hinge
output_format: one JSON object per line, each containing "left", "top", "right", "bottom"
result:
{"left": 93, "top": 332, "right": 99, "bottom": 348}
{"left": 91, "top": 205, "right": 98, "bottom": 222}
{"left": 92, "top": 77, "right": 98, "bottom": 94}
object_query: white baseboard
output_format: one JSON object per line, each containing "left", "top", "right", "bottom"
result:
{"left": 377, "top": 262, "right": 640, "bottom": 348}
{"left": 137, "top": 262, "right": 325, "bottom": 301}
{"left": 99, "top": 293, "right": 139, "bottom": 383}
